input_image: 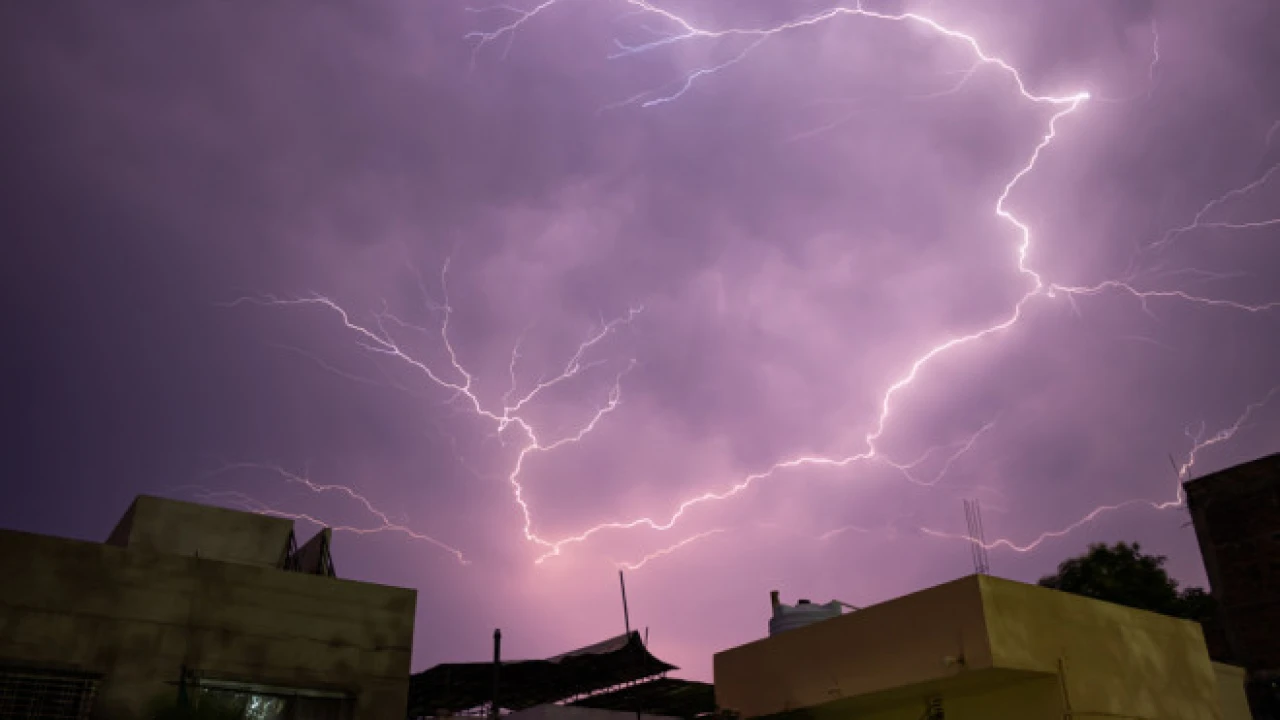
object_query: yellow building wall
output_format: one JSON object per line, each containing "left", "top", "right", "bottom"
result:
{"left": 717, "top": 575, "right": 1240, "bottom": 720}
{"left": 1212, "top": 662, "right": 1252, "bottom": 720}
{"left": 714, "top": 577, "right": 994, "bottom": 718}
{"left": 0, "top": 528, "right": 415, "bottom": 720}
{"left": 979, "top": 575, "right": 1223, "bottom": 720}
{"left": 798, "top": 674, "right": 1063, "bottom": 720}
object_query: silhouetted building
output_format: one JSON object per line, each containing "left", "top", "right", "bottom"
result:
{"left": 0, "top": 495, "right": 416, "bottom": 720}
{"left": 1186, "top": 452, "right": 1280, "bottom": 718}
{"left": 408, "top": 631, "right": 714, "bottom": 720}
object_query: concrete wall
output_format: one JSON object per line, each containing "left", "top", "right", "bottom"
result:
{"left": 107, "top": 495, "right": 297, "bottom": 570}
{"left": 713, "top": 576, "right": 994, "bottom": 718}
{"left": 797, "top": 674, "right": 1061, "bottom": 720}
{"left": 716, "top": 575, "right": 1237, "bottom": 720}
{"left": 979, "top": 574, "right": 1223, "bottom": 720}
{"left": 0, "top": 528, "right": 415, "bottom": 720}
{"left": 1213, "top": 662, "right": 1252, "bottom": 720}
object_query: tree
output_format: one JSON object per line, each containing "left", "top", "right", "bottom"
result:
{"left": 1038, "top": 541, "right": 1215, "bottom": 622}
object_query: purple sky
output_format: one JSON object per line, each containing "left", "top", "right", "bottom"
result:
{"left": 4, "top": 0, "right": 1279, "bottom": 682}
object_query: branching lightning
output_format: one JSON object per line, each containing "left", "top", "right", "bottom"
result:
{"left": 924, "top": 384, "right": 1280, "bottom": 552}
{"left": 878, "top": 419, "right": 998, "bottom": 488}
{"left": 222, "top": 270, "right": 642, "bottom": 563}
{"left": 618, "top": 529, "right": 727, "bottom": 571}
{"left": 185, "top": 477, "right": 472, "bottom": 565}
{"left": 1148, "top": 160, "right": 1280, "bottom": 252}
{"left": 218, "top": 0, "right": 1280, "bottom": 569}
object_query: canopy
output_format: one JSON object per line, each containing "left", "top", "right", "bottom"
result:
{"left": 408, "top": 631, "right": 677, "bottom": 715}
{"left": 571, "top": 677, "right": 716, "bottom": 719}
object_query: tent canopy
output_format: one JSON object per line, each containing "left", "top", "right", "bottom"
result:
{"left": 408, "top": 631, "right": 677, "bottom": 715}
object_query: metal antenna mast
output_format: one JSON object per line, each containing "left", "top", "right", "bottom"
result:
{"left": 964, "top": 499, "right": 991, "bottom": 575}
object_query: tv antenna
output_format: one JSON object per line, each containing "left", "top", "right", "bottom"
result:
{"left": 963, "top": 499, "right": 991, "bottom": 575}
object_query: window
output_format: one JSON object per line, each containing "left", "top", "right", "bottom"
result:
{"left": 0, "top": 667, "right": 97, "bottom": 720}
{"left": 197, "top": 681, "right": 354, "bottom": 720}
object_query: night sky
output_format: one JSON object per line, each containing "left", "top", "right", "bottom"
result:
{"left": 3, "top": 0, "right": 1279, "bottom": 682}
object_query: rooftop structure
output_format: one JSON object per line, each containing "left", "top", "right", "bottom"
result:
{"left": 409, "top": 631, "right": 713, "bottom": 720}
{"left": 0, "top": 494, "right": 414, "bottom": 719}
{"left": 715, "top": 574, "right": 1250, "bottom": 720}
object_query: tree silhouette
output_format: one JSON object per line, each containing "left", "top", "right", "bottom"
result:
{"left": 1038, "top": 541, "right": 1215, "bottom": 622}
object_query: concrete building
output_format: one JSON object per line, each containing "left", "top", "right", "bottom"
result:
{"left": 0, "top": 495, "right": 417, "bottom": 720}
{"left": 714, "top": 574, "right": 1250, "bottom": 720}
{"left": 1185, "top": 451, "right": 1280, "bottom": 716}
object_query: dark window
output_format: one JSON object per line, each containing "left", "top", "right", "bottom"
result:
{"left": 198, "top": 686, "right": 353, "bottom": 720}
{"left": 0, "top": 668, "right": 97, "bottom": 720}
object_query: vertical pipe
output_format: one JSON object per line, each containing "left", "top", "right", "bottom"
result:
{"left": 619, "top": 570, "right": 632, "bottom": 636}
{"left": 492, "top": 629, "right": 502, "bottom": 720}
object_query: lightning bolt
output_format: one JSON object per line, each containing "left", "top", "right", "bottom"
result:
{"left": 454, "top": 0, "right": 1280, "bottom": 560}
{"left": 458, "top": 0, "right": 1095, "bottom": 562}
{"left": 923, "top": 384, "right": 1280, "bottom": 553}
{"left": 1149, "top": 160, "right": 1280, "bottom": 252}
{"left": 185, "top": 481, "right": 471, "bottom": 565}
{"left": 878, "top": 420, "right": 998, "bottom": 488}
{"left": 224, "top": 1, "right": 1279, "bottom": 568}
{"left": 222, "top": 267, "right": 642, "bottom": 563}
{"left": 617, "top": 529, "right": 727, "bottom": 571}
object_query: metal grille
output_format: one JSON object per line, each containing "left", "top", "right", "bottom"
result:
{"left": 199, "top": 686, "right": 354, "bottom": 720}
{"left": 0, "top": 669, "right": 97, "bottom": 720}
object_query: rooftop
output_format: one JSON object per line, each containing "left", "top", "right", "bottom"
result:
{"left": 104, "top": 495, "right": 335, "bottom": 576}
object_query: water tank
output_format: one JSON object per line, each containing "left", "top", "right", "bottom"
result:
{"left": 768, "top": 592, "right": 844, "bottom": 636}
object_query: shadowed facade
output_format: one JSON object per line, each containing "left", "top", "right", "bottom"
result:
{"left": 1185, "top": 452, "right": 1280, "bottom": 717}
{"left": 0, "top": 495, "right": 416, "bottom": 720}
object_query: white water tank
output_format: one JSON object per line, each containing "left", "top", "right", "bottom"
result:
{"left": 768, "top": 591, "right": 844, "bottom": 636}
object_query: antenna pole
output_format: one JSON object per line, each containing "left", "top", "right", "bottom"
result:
{"left": 964, "top": 499, "right": 991, "bottom": 575}
{"left": 619, "top": 570, "right": 632, "bottom": 636}
{"left": 974, "top": 499, "right": 991, "bottom": 575}
{"left": 491, "top": 629, "right": 502, "bottom": 720}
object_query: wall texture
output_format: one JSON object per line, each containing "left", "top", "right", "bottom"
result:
{"left": 106, "top": 495, "right": 297, "bottom": 569}
{"left": 715, "top": 575, "right": 1237, "bottom": 720}
{"left": 980, "top": 574, "right": 1222, "bottom": 720}
{"left": 1213, "top": 662, "right": 1253, "bottom": 720}
{"left": 713, "top": 576, "right": 994, "bottom": 718}
{"left": 0, "top": 526, "right": 416, "bottom": 720}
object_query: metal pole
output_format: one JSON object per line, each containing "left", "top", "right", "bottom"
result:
{"left": 619, "top": 570, "right": 632, "bottom": 636}
{"left": 492, "top": 629, "right": 502, "bottom": 720}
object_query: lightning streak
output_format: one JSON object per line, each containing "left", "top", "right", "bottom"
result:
{"left": 924, "top": 384, "right": 1280, "bottom": 553}
{"left": 618, "top": 529, "right": 727, "bottom": 571}
{"left": 457, "top": 0, "right": 1280, "bottom": 559}
{"left": 186, "top": 467, "right": 471, "bottom": 565}
{"left": 229, "top": 1, "right": 1279, "bottom": 567}
{"left": 223, "top": 285, "right": 642, "bottom": 562}
{"left": 1151, "top": 160, "right": 1280, "bottom": 252}
{"left": 879, "top": 420, "right": 998, "bottom": 488}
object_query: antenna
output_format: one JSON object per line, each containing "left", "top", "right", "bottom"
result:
{"left": 964, "top": 499, "right": 991, "bottom": 575}
{"left": 619, "top": 570, "right": 632, "bottom": 636}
